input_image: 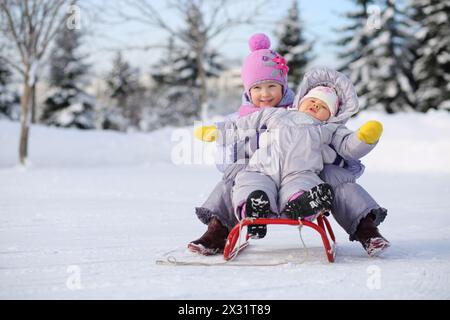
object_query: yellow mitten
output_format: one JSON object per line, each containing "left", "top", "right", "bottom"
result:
{"left": 194, "top": 125, "right": 218, "bottom": 142}
{"left": 357, "top": 120, "right": 383, "bottom": 144}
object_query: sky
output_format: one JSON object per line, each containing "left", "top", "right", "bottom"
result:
{"left": 81, "top": 0, "right": 356, "bottom": 76}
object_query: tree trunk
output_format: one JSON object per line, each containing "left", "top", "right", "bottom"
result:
{"left": 19, "top": 73, "right": 32, "bottom": 165}
{"left": 196, "top": 45, "right": 208, "bottom": 121}
{"left": 31, "top": 79, "right": 37, "bottom": 124}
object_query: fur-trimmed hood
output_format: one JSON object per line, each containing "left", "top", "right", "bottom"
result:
{"left": 294, "top": 67, "right": 359, "bottom": 124}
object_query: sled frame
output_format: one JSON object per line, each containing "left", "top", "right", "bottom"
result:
{"left": 223, "top": 215, "right": 336, "bottom": 263}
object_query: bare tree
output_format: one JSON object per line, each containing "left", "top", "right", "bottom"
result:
{"left": 0, "top": 0, "right": 76, "bottom": 165}
{"left": 115, "top": 0, "right": 266, "bottom": 120}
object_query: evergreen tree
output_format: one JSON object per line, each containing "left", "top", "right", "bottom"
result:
{"left": 48, "top": 24, "right": 88, "bottom": 90}
{"left": 276, "top": 0, "right": 313, "bottom": 88}
{"left": 103, "top": 52, "right": 143, "bottom": 130}
{"left": 0, "top": 59, "right": 19, "bottom": 120}
{"left": 337, "top": 0, "right": 416, "bottom": 113}
{"left": 40, "top": 24, "right": 95, "bottom": 129}
{"left": 106, "top": 52, "right": 140, "bottom": 107}
{"left": 0, "top": 60, "right": 11, "bottom": 113}
{"left": 410, "top": 0, "right": 450, "bottom": 111}
{"left": 367, "top": 0, "right": 416, "bottom": 113}
{"left": 336, "top": 0, "right": 377, "bottom": 109}
{"left": 151, "top": 2, "right": 225, "bottom": 123}
{"left": 150, "top": 31, "right": 224, "bottom": 128}
{"left": 152, "top": 39, "right": 223, "bottom": 89}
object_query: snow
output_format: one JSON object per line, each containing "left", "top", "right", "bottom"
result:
{"left": 437, "top": 51, "right": 450, "bottom": 64}
{"left": 1, "top": 110, "right": 450, "bottom": 299}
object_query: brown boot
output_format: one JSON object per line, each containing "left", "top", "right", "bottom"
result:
{"left": 354, "top": 213, "right": 390, "bottom": 257}
{"left": 188, "top": 217, "right": 229, "bottom": 256}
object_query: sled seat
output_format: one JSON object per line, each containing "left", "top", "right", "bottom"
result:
{"left": 223, "top": 215, "right": 336, "bottom": 263}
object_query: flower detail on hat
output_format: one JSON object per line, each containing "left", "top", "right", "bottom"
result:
{"left": 272, "top": 55, "right": 289, "bottom": 76}
{"left": 261, "top": 53, "right": 289, "bottom": 77}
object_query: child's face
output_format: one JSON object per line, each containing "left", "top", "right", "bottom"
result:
{"left": 249, "top": 82, "right": 283, "bottom": 108}
{"left": 298, "top": 98, "right": 331, "bottom": 121}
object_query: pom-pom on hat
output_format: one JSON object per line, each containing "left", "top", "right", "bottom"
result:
{"left": 241, "top": 33, "right": 289, "bottom": 95}
{"left": 248, "top": 33, "right": 271, "bottom": 51}
{"left": 299, "top": 86, "right": 340, "bottom": 116}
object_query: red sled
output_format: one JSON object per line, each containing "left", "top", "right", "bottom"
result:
{"left": 223, "top": 215, "right": 337, "bottom": 263}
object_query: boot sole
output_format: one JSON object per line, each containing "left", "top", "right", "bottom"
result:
{"left": 365, "top": 237, "right": 391, "bottom": 257}
{"left": 246, "top": 190, "right": 271, "bottom": 239}
{"left": 188, "top": 242, "right": 223, "bottom": 256}
{"left": 283, "top": 183, "right": 334, "bottom": 219}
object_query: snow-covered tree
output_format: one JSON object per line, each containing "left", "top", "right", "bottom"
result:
{"left": 0, "top": 59, "right": 19, "bottom": 120}
{"left": 337, "top": 0, "right": 416, "bottom": 113}
{"left": 150, "top": 30, "right": 224, "bottom": 128}
{"left": 367, "top": 0, "right": 416, "bottom": 113}
{"left": 102, "top": 51, "right": 144, "bottom": 130}
{"left": 40, "top": 21, "right": 96, "bottom": 129}
{"left": 152, "top": 38, "right": 223, "bottom": 89}
{"left": 275, "top": 0, "right": 313, "bottom": 88}
{"left": 106, "top": 52, "right": 140, "bottom": 108}
{"left": 410, "top": 0, "right": 450, "bottom": 112}
{"left": 145, "top": 85, "right": 201, "bottom": 130}
{"left": 48, "top": 25, "right": 88, "bottom": 90}
{"left": 336, "top": 0, "right": 378, "bottom": 109}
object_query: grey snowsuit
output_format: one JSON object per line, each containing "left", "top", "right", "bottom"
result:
{"left": 228, "top": 109, "right": 372, "bottom": 214}
{"left": 195, "top": 67, "right": 387, "bottom": 239}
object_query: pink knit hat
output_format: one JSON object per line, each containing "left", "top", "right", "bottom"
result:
{"left": 241, "top": 33, "right": 289, "bottom": 95}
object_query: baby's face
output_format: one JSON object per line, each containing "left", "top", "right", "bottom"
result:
{"left": 298, "top": 98, "right": 331, "bottom": 121}
{"left": 249, "top": 82, "right": 283, "bottom": 108}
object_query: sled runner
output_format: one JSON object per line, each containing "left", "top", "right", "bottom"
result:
{"left": 224, "top": 214, "right": 337, "bottom": 263}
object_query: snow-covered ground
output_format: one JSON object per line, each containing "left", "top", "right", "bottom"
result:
{"left": 1, "top": 110, "right": 450, "bottom": 299}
